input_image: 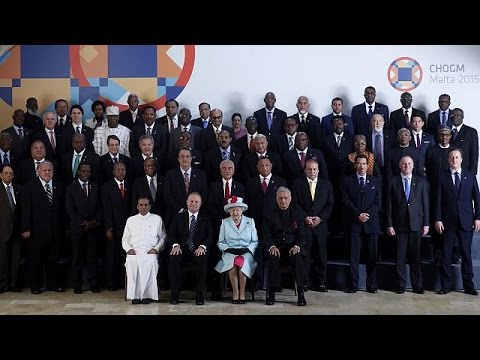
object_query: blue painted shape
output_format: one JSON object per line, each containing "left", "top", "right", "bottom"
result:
{"left": 157, "top": 78, "right": 166, "bottom": 86}
{"left": 21, "top": 45, "right": 70, "bottom": 78}
{"left": 165, "top": 77, "right": 177, "bottom": 86}
{"left": 79, "top": 86, "right": 100, "bottom": 105}
{"left": 157, "top": 86, "right": 166, "bottom": 97}
{"left": 99, "top": 79, "right": 127, "bottom": 102}
{"left": 0, "top": 87, "right": 12, "bottom": 105}
{"left": 108, "top": 45, "right": 157, "bottom": 78}
{"left": 87, "top": 78, "right": 100, "bottom": 87}
{"left": 12, "top": 79, "right": 21, "bottom": 87}
{"left": 70, "top": 78, "right": 79, "bottom": 87}
{"left": 166, "top": 86, "right": 183, "bottom": 99}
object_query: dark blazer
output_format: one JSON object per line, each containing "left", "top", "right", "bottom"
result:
{"left": 207, "top": 179, "right": 245, "bottom": 229}
{"left": 0, "top": 150, "right": 20, "bottom": 171}
{"left": 119, "top": 108, "right": 142, "bottom": 130}
{"left": 240, "top": 150, "right": 283, "bottom": 183}
{"left": 290, "top": 113, "right": 321, "bottom": 149}
{"left": 191, "top": 117, "right": 210, "bottom": 129}
{"left": 341, "top": 174, "right": 382, "bottom": 234}
{"left": 167, "top": 210, "right": 213, "bottom": 251}
{"left": 198, "top": 124, "right": 235, "bottom": 152}
{"left": 390, "top": 107, "right": 426, "bottom": 135}
{"left": 24, "top": 112, "right": 43, "bottom": 135}
{"left": 97, "top": 153, "right": 131, "bottom": 186}
{"left": 270, "top": 133, "right": 292, "bottom": 157}
{"left": 385, "top": 175, "right": 429, "bottom": 232}
{"left": 451, "top": 124, "right": 479, "bottom": 174}
{"left": 262, "top": 205, "right": 307, "bottom": 251}
{"left": 434, "top": 169, "right": 480, "bottom": 231}
{"left": 204, "top": 146, "right": 242, "bottom": 182}
{"left": 55, "top": 115, "right": 72, "bottom": 131}
{"left": 167, "top": 148, "right": 203, "bottom": 172}
{"left": 130, "top": 175, "right": 165, "bottom": 218}
{"left": 61, "top": 150, "right": 100, "bottom": 184}
{"left": 365, "top": 129, "right": 396, "bottom": 168}
{"left": 291, "top": 177, "right": 334, "bottom": 236}
{"left": 2, "top": 126, "right": 32, "bottom": 159}
{"left": 129, "top": 122, "right": 168, "bottom": 159}
{"left": 15, "top": 158, "right": 59, "bottom": 185}
{"left": 129, "top": 155, "right": 162, "bottom": 180}
{"left": 320, "top": 113, "right": 354, "bottom": 137}
{"left": 168, "top": 125, "right": 202, "bottom": 152}
{"left": 59, "top": 124, "right": 94, "bottom": 154}
{"left": 156, "top": 114, "right": 174, "bottom": 129}
{"left": 281, "top": 148, "right": 328, "bottom": 185}
{"left": 321, "top": 133, "right": 355, "bottom": 183}
{"left": 352, "top": 102, "right": 390, "bottom": 136}
{"left": 0, "top": 183, "right": 22, "bottom": 244}
{"left": 409, "top": 131, "right": 435, "bottom": 158}
{"left": 32, "top": 129, "right": 64, "bottom": 162}
{"left": 235, "top": 134, "right": 255, "bottom": 155}
{"left": 253, "top": 108, "right": 287, "bottom": 137}
{"left": 65, "top": 180, "right": 102, "bottom": 233}
{"left": 101, "top": 179, "right": 131, "bottom": 238}
{"left": 385, "top": 145, "right": 425, "bottom": 178}
{"left": 425, "top": 145, "right": 450, "bottom": 186}
{"left": 426, "top": 109, "right": 453, "bottom": 136}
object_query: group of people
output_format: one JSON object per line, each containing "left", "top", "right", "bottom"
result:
{"left": 0, "top": 87, "right": 479, "bottom": 308}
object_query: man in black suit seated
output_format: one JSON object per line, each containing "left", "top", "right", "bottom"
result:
{"left": 385, "top": 156, "right": 429, "bottom": 294}
{"left": 341, "top": 154, "right": 382, "bottom": 293}
{"left": 191, "top": 102, "right": 211, "bottom": 129}
{"left": 450, "top": 108, "right": 478, "bottom": 175}
{"left": 204, "top": 130, "right": 241, "bottom": 182}
{"left": 168, "top": 192, "right": 212, "bottom": 305}
{"left": 61, "top": 133, "right": 100, "bottom": 184}
{"left": 352, "top": 86, "right": 390, "bottom": 136}
{"left": 65, "top": 163, "right": 102, "bottom": 294}
{"left": 289, "top": 96, "right": 321, "bottom": 149}
{"left": 253, "top": 92, "right": 287, "bottom": 138}
{"left": 119, "top": 93, "right": 143, "bottom": 130}
{"left": 0, "top": 165, "right": 23, "bottom": 292}
{"left": 263, "top": 186, "right": 307, "bottom": 306}
{"left": 23, "top": 97, "right": 43, "bottom": 135}
{"left": 98, "top": 135, "right": 131, "bottom": 186}
{"left": 390, "top": 91, "right": 426, "bottom": 135}
{"left": 292, "top": 159, "right": 334, "bottom": 292}
{"left": 2, "top": 109, "right": 32, "bottom": 160}
{"left": 21, "top": 161, "right": 66, "bottom": 294}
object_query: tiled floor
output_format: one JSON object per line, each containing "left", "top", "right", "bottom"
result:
{"left": 0, "top": 288, "right": 479, "bottom": 315}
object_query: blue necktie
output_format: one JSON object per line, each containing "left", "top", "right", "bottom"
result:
{"left": 3, "top": 153, "right": 9, "bottom": 165}
{"left": 442, "top": 111, "right": 447, "bottom": 125}
{"left": 452, "top": 128, "right": 458, "bottom": 141}
{"left": 404, "top": 177, "right": 410, "bottom": 200}
{"left": 454, "top": 172, "right": 461, "bottom": 195}
{"left": 368, "top": 105, "right": 373, "bottom": 119}
{"left": 359, "top": 176, "right": 365, "bottom": 192}
{"left": 222, "top": 150, "right": 228, "bottom": 160}
{"left": 267, "top": 112, "right": 272, "bottom": 130}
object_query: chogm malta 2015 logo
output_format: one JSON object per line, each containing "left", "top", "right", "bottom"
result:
{"left": 387, "top": 57, "right": 423, "bottom": 91}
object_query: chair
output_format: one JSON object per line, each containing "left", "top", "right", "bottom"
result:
{"left": 223, "top": 267, "right": 256, "bottom": 301}
{"left": 266, "top": 260, "right": 298, "bottom": 296}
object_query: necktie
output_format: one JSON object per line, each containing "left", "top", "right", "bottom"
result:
{"left": 215, "top": 129, "right": 220, "bottom": 138}
{"left": 249, "top": 136, "right": 256, "bottom": 151}
{"left": 404, "top": 177, "right": 410, "bottom": 200}
{"left": 203, "top": 120, "right": 208, "bottom": 129}
{"left": 149, "top": 177, "right": 156, "bottom": 202}
{"left": 18, "top": 128, "right": 23, "bottom": 141}
{"left": 76, "top": 126, "right": 81, "bottom": 134}
{"left": 267, "top": 112, "right": 272, "bottom": 130}
{"left": 359, "top": 176, "right": 365, "bottom": 192}
{"left": 309, "top": 180, "right": 315, "bottom": 201}
{"left": 113, "top": 156, "right": 118, "bottom": 163}
{"left": 35, "top": 161, "right": 40, "bottom": 172}
{"left": 49, "top": 130, "right": 56, "bottom": 152}
{"left": 169, "top": 118, "right": 174, "bottom": 132}
{"left": 368, "top": 105, "right": 373, "bottom": 118}
{"left": 337, "top": 135, "right": 342, "bottom": 147}
{"left": 454, "top": 171, "right": 461, "bottom": 194}
{"left": 404, "top": 110, "right": 409, "bottom": 127}
{"left": 45, "top": 183, "right": 53, "bottom": 203}
{"left": 374, "top": 133, "right": 383, "bottom": 167}
{"left": 261, "top": 177, "right": 268, "bottom": 193}
{"left": 73, "top": 154, "right": 81, "bottom": 178}
{"left": 119, "top": 182, "right": 124, "bottom": 198}
{"left": 299, "top": 151, "right": 306, "bottom": 169}
{"left": 222, "top": 150, "right": 228, "bottom": 160}
{"left": 184, "top": 171, "right": 190, "bottom": 194}
{"left": 300, "top": 115, "right": 306, "bottom": 125}
{"left": 183, "top": 126, "right": 188, "bottom": 133}
{"left": 416, "top": 133, "right": 421, "bottom": 148}
{"left": 442, "top": 111, "right": 447, "bottom": 125}
{"left": 146, "top": 127, "right": 151, "bottom": 135}
{"left": 82, "top": 182, "right": 88, "bottom": 197}
{"left": 224, "top": 181, "right": 230, "bottom": 204}
{"left": 288, "top": 135, "right": 294, "bottom": 151}
{"left": 187, "top": 215, "right": 197, "bottom": 253}
{"left": 5, "top": 185, "right": 15, "bottom": 210}
{"left": 452, "top": 128, "right": 458, "bottom": 141}
{"left": 3, "top": 153, "right": 9, "bottom": 165}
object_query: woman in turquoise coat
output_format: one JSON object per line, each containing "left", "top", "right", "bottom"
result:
{"left": 215, "top": 196, "right": 258, "bottom": 303}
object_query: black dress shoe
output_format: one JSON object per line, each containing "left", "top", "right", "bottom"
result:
{"left": 90, "top": 287, "right": 100, "bottom": 293}
{"left": 73, "top": 288, "right": 82, "bottom": 294}
{"left": 297, "top": 293, "right": 307, "bottom": 306}
{"left": 131, "top": 299, "right": 141, "bottom": 305}
{"left": 465, "top": 289, "right": 479, "bottom": 296}
{"left": 437, "top": 289, "right": 450, "bottom": 295}
{"left": 170, "top": 296, "right": 179, "bottom": 305}
{"left": 141, "top": 298, "right": 151, "bottom": 304}
{"left": 396, "top": 288, "right": 405, "bottom": 294}
{"left": 412, "top": 287, "right": 425, "bottom": 294}
{"left": 347, "top": 288, "right": 358, "bottom": 293}
{"left": 266, "top": 292, "right": 275, "bottom": 305}
{"left": 31, "top": 289, "right": 41, "bottom": 295}
{"left": 318, "top": 285, "right": 328, "bottom": 293}
{"left": 366, "top": 287, "right": 377, "bottom": 294}
{"left": 195, "top": 293, "right": 204, "bottom": 305}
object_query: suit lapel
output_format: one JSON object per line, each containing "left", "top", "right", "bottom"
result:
{"left": 446, "top": 171, "right": 456, "bottom": 195}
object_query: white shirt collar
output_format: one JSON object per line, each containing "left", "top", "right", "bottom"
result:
{"left": 259, "top": 173, "right": 272, "bottom": 182}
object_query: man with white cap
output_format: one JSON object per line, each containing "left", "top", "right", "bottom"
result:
{"left": 93, "top": 105, "right": 131, "bottom": 157}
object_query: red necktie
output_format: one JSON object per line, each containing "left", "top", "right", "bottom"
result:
{"left": 224, "top": 181, "right": 230, "bottom": 204}
{"left": 119, "top": 183, "right": 124, "bottom": 198}
{"left": 249, "top": 135, "right": 256, "bottom": 152}
{"left": 261, "top": 177, "right": 268, "bottom": 193}
{"left": 299, "top": 152, "right": 306, "bottom": 169}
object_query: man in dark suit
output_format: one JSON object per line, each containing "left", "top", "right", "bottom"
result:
{"left": 253, "top": 92, "right": 287, "bottom": 138}
{"left": 341, "top": 154, "right": 382, "bottom": 293}
{"left": 385, "top": 128, "right": 425, "bottom": 178}
{"left": 281, "top": 132, "right": 328, "bottom": 185}
{"left": 129, "top": 135, "right": 162, "bottom": 180}
{"left": 156, "top": 99, "right": 179, "bottom": 133}
{"left": 101, "top": 161, "right": 131, "bottom": 291}
{"left": 169, "top": 108, "right": 201, "bottom": 152}
{"left": 204, "top": 130, "right": 241, "bottom": 182}
{"left": 191, "top": 102, "right": 211, "bottom": 129}
{"left": 166, "top": 131, "right": 203, "bottom": 171}
{"left": 270, "top": 117, "right": 298, "bottom": 157}
{"left": 207, "top": 159, "right": 245, "bottom": 300}
{"left": 289, "top": 96, "right": 321, "bottom": 149}
{"left": 60, "top": 104, "right": 95, "bottom": 154}
{"left": 292, "top": 159, "right": 334, "bottom": 292}
{"left": 409, "top": 115, "right": 435, "bottom": 158}
{"left": 427, "top": 94, "right": 452, "bottom": 135}
{"left": 23, "top": 97, "right": 43, "bottom": 135}
{"left": 2, "top": 109, "right": 32, "bottom": 160}
{"left": 54, "top": 99, "right": 72, "bottom": 131}
{"left": 119, "top": 93, "right": 142, "bottom": 130}
{"left": 129, "top": 105, "right": 168, "bottom": 159}
{"left": 0, "top": 133, "right": 20, "bottom": 171}
{"left": 390, "top": 92, "right": 426, "bottom": 135}
{"left": 168, "top": 192, "right": 212, "bottom": 305}
{"left": 240, "top": 133, "right": 283, "bottom": 182}
{"left": 61, "top": 133, "right": 100, "bottom": 184}
{"left": 15, "top": 140, "right": 58, "bottom": 185}
{"left": 21, "top": 161, "right": 65, "bottom": 294}
{"left": 352, "top": 86, "right": 390, "bottom": 136}
{"left": 131, "top": 158, "right": 165, "bottom": 218}
{"left": 263, "top": 186, "right": 307, "bottom": 306}
{"left": 450, "top": 108, "right": 478, "bottom": 174}
{"left": 32, "top": 111, "right": 64, "bottom": 163}
{"left": 97, "top": 135, "right": 131, "bottom": 186}
{"left": 320, "top": 97, "right": 354, "bottom": 138}
{"left": 0, "top": 165, "right": 23, "bottom": 292}
{"left": 385, "top": 155, "right": 429, "bottom": 294}
{"left": 65, "top": 163, "right": 101, "bottom": 294}
{"left": 434, "top": 148, "right": 480, "bottom": 295}
{"left": 163, "top": 148, "right": 208, "bottom": 226}
{"left": 236, "top": 116, "right": 259, "bottom": 155}
{"left": 198, "top": 109, "right": 235, "bottom": 152}
{"left": 365, "top": 114, "right": 396, "bottom": 181}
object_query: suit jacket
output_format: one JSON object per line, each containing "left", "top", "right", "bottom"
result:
{"left": 55, "top": 115, "right": 72, "bottom": 131}
{"left": 97, "top": 153, "right": 131, "bottom": 186}
{"left": 434, "top": 169, "right": 480, "bottom": 231}
{"left": 270, "top": 133, "right": 292, "bottom": 157}
{"left": 24, "top": 112, "right": 43, "bottom": 135}
{"left": 15, "top": 158, "right": 59, "bottom": 185}
{"left": 365, "top": 129, "right": 396, "bottom": 168}
{"left": 253, "top": 108, "right": 287, "bottom": 137}
{"left": 168, "top": 124, "right": 202, "bottom": 152}
{"left": 0, "top": 149, "right": 20, "bottom": 171}
{"left": 129, "top": 155, "right": 162, "bottom": 180}
{"left": 409, "top": 131, "right": 435, "bottom": 158}
{"left": 385, "top": 145, "right": 425, "bottom": 178}
{"left": 65, "top": 181, "right": 102, "bottom": 234}
{"left": 198, "top": 124, "right": 236, "bottom": 152}
{"left": 101, "top": 179, "right": 131, "bottom": 238}
{"left": 427, "top": 109, "right": 453, "bottom": 136}
{"left": 131, "top": 175, "right": 165, "bottom": 218}
{"left": 352, "top": 102, "right": 390, "bottom": 136}
{"left": 291, "top": 177, "right": 334, "bottom": 235}
{"left": 240, "top": 150, "right": 283, "bottom": 183}
{"left": 2, "top": 126, "right": 32, "bottom": 159}
{"left": 59, "top": 124, "right": 94, "bottom": 154}
{"left": 61, "top": 150, "right": 100, "bottom": 184}
{"left": 320, "top": 113, "right": 354, "bottom": 137}
{"left": 0, "top": 183, "right": 22, "bottom": 243}
{"left": 129, "top": 122, "right": 168, "bottom": 159}
{"left": 167, "top": 210, "right": 212, "bottom": 251}
{"left": 119, "top": 108, "right": 143, "bottom": 130}
{"left": 451, "top": 124, "right": 479, "bottom": 174}
{"left": 290, "top": 113, "right": 321, "bottom": 149}
{"left": 390, "top": 107, "right": 426, "bottom": 135}
{"left": 385, "top": 175, "right": 429, "bottom": 232}
{"left": 32, "top": 129, "right": 64, "bottom": 162}
{"left": 281, "top": 148, "right": 328, "bottom": 185}
{"left": 204, "top": 146, "right": 242, "bottom": 182}
{"left": 321, "top": 133, "right": 354, "bottom": 183}
{"left": 425, "top": 145, "right": 450, "bottom": 186}
{"left": 341, "top": 174, "right": 382, "bottom": 234}
{"left": 207, "top": 179, "right": 245, "bottom": 229}
{"left": 262, "top": 205, "right": 307, "bottom": 252}
{"left": 191, "top": 117, "right": 209, "bottom": 129}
